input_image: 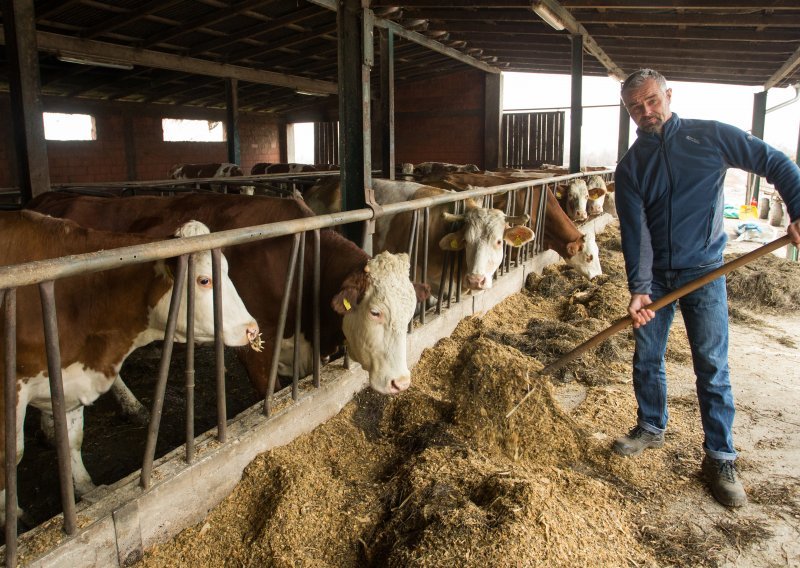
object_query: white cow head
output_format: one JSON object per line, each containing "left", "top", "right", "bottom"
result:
{"left": 151, "top": 221, "right": 260, "bottom": 348}
{"left": 564, "top": 230, "right": 602, "bottom": 279}
{"left": 331, "top": 252, "right": 430, "bottom": 394}
{"left": 556, "top": 179, "right": 589, "bottom": 222}
{"left": 586, "top": 175, "right": 609, "bottom": 216}
{"left": 438, "top": 206, "right": 534, "bottom": 290}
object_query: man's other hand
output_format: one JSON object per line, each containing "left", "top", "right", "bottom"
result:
{"left": 629, "top": 293, "right": 655, "bottom": 329}
{"left": 787, "top": 219, "right": 800, "bottom": 246}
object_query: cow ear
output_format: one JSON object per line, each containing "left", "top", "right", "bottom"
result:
{"left": 503, "top": 226, "right": 534, "bottom": 247}
{"left": 566, "top": 240, "right": 583, "bottom": 257}
{"left": 554, "top": 184, "right": 566, "bottom": 199}
{"left": 413, "top": 282, "right": 431, "bottom": 303}
{"left": 439, "top": 230, "right": 465, "bottom": 251}
{"left": 331, "top": 271, "right": 368, "bottom": 315}
{"left": 605, "top": 181, "right": 615, "bottom": 193}
{"left": 588, "top": 186, "right": 607, "bottom": 199}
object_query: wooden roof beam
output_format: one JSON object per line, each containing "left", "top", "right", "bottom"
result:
{"left": 0, "top": 29, "right": 339, "bottom": 95}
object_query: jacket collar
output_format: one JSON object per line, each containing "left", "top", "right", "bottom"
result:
{"left": 635, "top": 112, "right": 681, "bottom": 143}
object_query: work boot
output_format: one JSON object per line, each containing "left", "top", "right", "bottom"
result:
{"left": 612, "top": 425, "right": 664, "bottom": 456}
{"left": 702, "top": 456, "right": 747, "bottom": 507}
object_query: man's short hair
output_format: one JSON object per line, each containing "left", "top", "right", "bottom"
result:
{"left": 621, "top": 69, "right": 667, "bottom": 93}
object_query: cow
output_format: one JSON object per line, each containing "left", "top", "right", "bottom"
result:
{"left": 603, "top": 181, "right": 617, "bottom": 217}
{"left": 0, "top": 211, "right": 259, "bottom": 525}
{"left": 169, "top": 162, "right": 255, "bottom": 195}
{"left": 585, "top": 175, "right": 610, "bottom": 217}
{"left": 250, "top": 163, "right": 318, "bottom": 175}
{"left": 554, "top": 178, "right": 590, "bottom": 222}
{"left": 27, "top": 192, "right": 431, "bottom": 411}
{"left": 416, "top": 172, "right": 603, "bottom": 279}
{"left": 303, "top": 177, "right": 534, "bottom": 296}
{"left": 410, "top": 162, "right": 481, "bottom": 177}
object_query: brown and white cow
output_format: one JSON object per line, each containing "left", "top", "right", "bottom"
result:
{"left": 585, "top": 175, "right": 610, "bottom": 217}
{"left": 27, "top": 192, "right": 430, "bottom": 403}
{"left": 417, "top": 172, "right": 603, "bottom": 279}
{"left": 169, "top": 162, "right": 254, "bottom": 195}
{"left": 304, "top": 177, "right": 534, "bottom": 296}
{"left": 409, "top": 162, "right": 481, "bottom": 178}
{"left": 554, "top": 178, "right": 590, "bottom": 222}
{"left": 0, "top": 211, "right": 258, "bottom": 524}
{"left": 250, "top": 163, "right": 318, "bottom": 175}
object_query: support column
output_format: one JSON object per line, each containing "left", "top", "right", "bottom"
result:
{"left": 337, "top": 0, "right": 368, "bottom": 246}
{"left": 746, "top": 90, "right": 768, "bottom": 204}
{"left": 617, "top": 99, "right": 630, "bottom": 162}
{"left": 226, "top": 78, "right": 241, "bottom": 166}
{"left": 569, "top": 35, "right": 583, "bottom": 174}
{"left": 379, "top": 29, "right": 395, "bottom": 180}
{"left": 2, "top": 0, "right": 51, "bottom": 202}
{"left": 484, "top": 73, "right": 503, "bottom": 171}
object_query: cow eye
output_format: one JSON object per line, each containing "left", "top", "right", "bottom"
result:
{"left": 496, "top": 239, "right": 503, "bottom": 246}
{"left": 197, "top": 275, "right": 213, "bottom": 288}
{"left": 369, "top": 308, "right": 381, "bottom": 318}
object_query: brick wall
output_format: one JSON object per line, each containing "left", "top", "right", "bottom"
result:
{"left": 0, "top": 97, "right": 284, "bottom": 186}
{"left": 394, "top": 69, "right": 486, "bottom": 168}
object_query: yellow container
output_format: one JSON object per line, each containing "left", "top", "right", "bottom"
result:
{"left": 739, "top": 205, "right": 757, "bottom": 220}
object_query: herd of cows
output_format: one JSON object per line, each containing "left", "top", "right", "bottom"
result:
{"left": 0, "top": 160, "right": 613, "bottom": 530}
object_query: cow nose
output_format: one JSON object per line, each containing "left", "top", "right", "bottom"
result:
{"left": 466, "top": 274, "right": 486, "bottom": 289}
{"left": 246, "top": 322, "right": 260, "bottom": 342}
{"left": 390, "top": 376, "right": 411, "bottom": 393}
{"left": 575, "top": 211, "right": 588, "bottom": 221}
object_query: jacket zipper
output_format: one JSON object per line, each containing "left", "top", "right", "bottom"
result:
{"left": 660, "top": 135, "right": 675, "bottom": 269}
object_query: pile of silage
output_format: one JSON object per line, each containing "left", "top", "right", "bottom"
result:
{"left": 725, "top": 251, "right": 800, "bottom": 310}
{"left": 143, "top": 222, "right": 772, "bottom": 568}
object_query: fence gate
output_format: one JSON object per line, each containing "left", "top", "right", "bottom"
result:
{"left": 314, "top": 121, "right": 339, "bottom": 166}
{"left": 502, "top": 111, "right": 565, "bottom": 169}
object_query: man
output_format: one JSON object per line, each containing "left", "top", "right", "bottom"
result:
{"left": 613, "top": 68, "right": 800, "bottom": 507}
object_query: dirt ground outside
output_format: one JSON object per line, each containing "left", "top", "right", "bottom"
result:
{"left": 129, "top": 208, "right": 800, "bottom": 568}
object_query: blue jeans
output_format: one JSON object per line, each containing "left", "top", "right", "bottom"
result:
{"left": 632, "top": 258, "right": 737, "bottom": 461}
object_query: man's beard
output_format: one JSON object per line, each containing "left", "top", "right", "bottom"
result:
{"left": 640, "top": 116, "right": 663, "bottom": 134}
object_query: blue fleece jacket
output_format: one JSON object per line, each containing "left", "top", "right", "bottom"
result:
{"left": 615, "top": 113, "right": 800, "bottom": 294}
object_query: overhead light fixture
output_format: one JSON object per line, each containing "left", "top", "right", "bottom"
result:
{"left": 531, "top": 1, "right": 565, "bottom": 31}
{"left": 295, "top": 90, "right": 329, "bottom": 97}
{"left": 57, "top": 52, "right": 133, "bottom": 70}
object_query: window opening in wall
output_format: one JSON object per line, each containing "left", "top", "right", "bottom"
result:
{"left": 43, "top": 112, "right": 96, "bottom": 141}
{"left": 287, "top": 122, "right": 314, "bottom": 163}
{"left": 162, "top": 118, "right": 225, "bottom": 142}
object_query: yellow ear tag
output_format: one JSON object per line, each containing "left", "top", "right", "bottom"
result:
{"left": 450, "top": 239, "right": 459, "bottom": 249}
{"left": 515, "top": 236, "right": 522, "bottom": 246}
{"left": 343, "top": 298, "right": 351, "bottom": 311}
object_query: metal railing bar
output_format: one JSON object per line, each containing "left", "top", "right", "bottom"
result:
{"left": 212, "top": 249, "right": 226, "bottom": 443}
{"left": 185, "top": 255, "right": 196, "bottom": 464}
{"left": 264, "top": 233, "right": 301, "bottom": 417}
{"left": 3, "top": 288, "right": 17, "bottom": 568}
{"left": 312, "top": 230, "right": 321, "bottom": 389}
{"left": 420, "top": 208, "right": 430, "bottom": 325}
{"left": 0, "top": 170, "right": 614, "bottom": 291}
{"left": 38, "top": 281, "right": 77, "bottom": 535}
{"left": 141, "top": 254, "right": 188, "bottom": 490}
{"left": 292, "top": 232, "right": 306, "bottom": 401}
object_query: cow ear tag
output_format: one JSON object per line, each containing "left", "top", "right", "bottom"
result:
{"left": 343, "top": 298, "right": 352, "bottom": 311}
{"left": 450, "top": 239, "right": 459, "bottom": 250}
{"left": 514, "top": 236, "right": 522, "bottom": 246}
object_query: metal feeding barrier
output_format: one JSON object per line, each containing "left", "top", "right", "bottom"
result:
{"left": 0, "top": 169, "right": 608, "bottom": 567}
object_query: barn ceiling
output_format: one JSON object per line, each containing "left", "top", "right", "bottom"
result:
{"left": 0, "top": 1, "right": 799, "bottom": 115}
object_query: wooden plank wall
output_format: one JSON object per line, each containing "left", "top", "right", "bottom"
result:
{"left": 502, "top": 111, "right": 565, "bottom": 168}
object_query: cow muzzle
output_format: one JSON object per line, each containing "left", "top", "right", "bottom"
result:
{"left": 389, "top": 375, "right": 411, "bottom": 394}
{"left": 465, "top": 273, "right": 489, "bottom": 290}
{"left": 246, "top": 322, "right": 263, "bottom": 351}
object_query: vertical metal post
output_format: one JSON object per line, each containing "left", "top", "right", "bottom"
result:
{"left": 484, "top": 72, "right": 503, "bottom": 171}
{"left": 292, "top": 232, "right": 306, "bottom": 400}
{"left": 569, "top": 34, "right": 583, "bottom": 174}
{"left": 3, "top": 289, "right": 18, "bottom": 568}
{"left": 265, "top": 234, "right": 301, "bottom": 417}
{"left": 184, "top": 255, "right": 196, "bottom": 464}
{"left": 419, "top": 208, "right": 430, "bottom": 325}
{"left": 38, "top": 281, "right": 76, "bottom": 534}
{"left": 212, "top": 249, "right": 226, "bottom": 443}
{"left": 141, "top": 255, "right": 187, "bottom": 490}
{"left": 313, "top": 230, "right": 321, "bottom": 388}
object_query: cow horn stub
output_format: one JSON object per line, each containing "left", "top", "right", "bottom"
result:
{"left": 442, "top": 212, "right": 465, "bottom": 223}
{"left": 506, "top": 213, "right": 530, "bottom": 226}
